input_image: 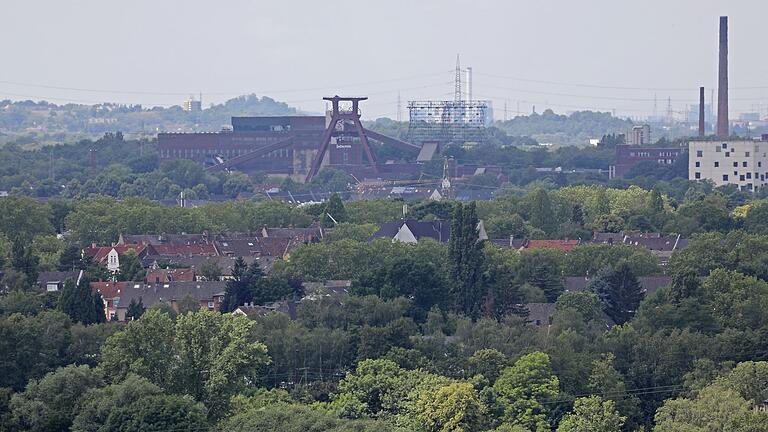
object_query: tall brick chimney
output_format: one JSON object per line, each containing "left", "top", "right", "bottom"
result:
{"left": 699, "top": 86, "right": 705, "bottom": 137}
{"left": 716, "top": 16, "right": 729, "bottom": 138}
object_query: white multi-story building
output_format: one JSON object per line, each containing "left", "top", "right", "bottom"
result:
{"left": 183, "top": 97, "right": 202, "bottom": 112}
{"left": 626, "top": 125, "right": 651, "bottom": 145}
{"left": 689, "top": 138, "right": 768, "bottom": 192}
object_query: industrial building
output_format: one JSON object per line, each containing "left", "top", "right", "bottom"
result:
{"left": 407, "top": 56, "right": 492, "bottom": 144}
{"left": 611, "top": 124, "right": 683, "bottom": 177}
{"left": 158, "top": 96, "right": 439, "bottom": 182}
{"left": 689, "top": 138, "right": 768, "bottom": 191}
{"left": 687, "top": 16, "right": 768, "bottom": 192}
{"left": 625, "top": 125, "right": 651, "bottom": 145}
{"left": 183, "top": 96, "right": 202, "bottom": 112}
{"left": 407, "top": 100, "right": 493, "bottom": 144}
{"left": 614, "top": 145, "right": 683, "bottom": 177}
{"left": 158, "top": 116, "right": 327, "bottom": 177}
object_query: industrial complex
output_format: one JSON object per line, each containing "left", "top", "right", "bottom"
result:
{"left": 158, "top": 59, "right": 497, "bottom": 184}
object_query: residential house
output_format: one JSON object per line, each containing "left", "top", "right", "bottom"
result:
{"left": 564, "top": 275, "right": 672, "bottom": 297}
{"left": 36, "top": 270, "right": 83, "bottom": 292}
{"left": 90, "top": 281, "right": 130, "bottom": 321}
{"left": 525, "top": 303, "right": 556, "bottom": 327}
{"left": 92, "top": 280, "right": 227, "bottom": 321}
{"left": 522, "top": 239, "right": 581, "bottom": 253}
{"left": 168, "top": 255, "right": 266, "bottom": 278}
{"left": 232, "top": 280, "right": 352, "bottom": 319}
{"left": 232, "top": 300, "right": 296, "bottom": 319}
{"left": 149, "top": 243, "right": 218, "bottom": 260}
{"left": 301, "top": 280, "right": 352, "bottom": 301}
{"left": 525, "top": 302, "right": 616, "bottom": 328}
{"left": 591, "top": 232, "right": 689, "bottom": 265}
{"left": 118, "top": 233, "right": 212, "bottom": 246}
{"left": 369, "top": 219, "right": 488, "bottom": 244}
{"left": 82, "top": 244, "right": 156, "bottom": 273}
{"left": 144, "top": 267, "right": 196, "bottom": 283}
{"left": 488, "top": 236, "right": 528, "bottom": 250}
{"left": 623, "top": 234, "right": 688, "bottom": 266}
{"left": 260, "top": 225, "right": 324, "bottom": 241}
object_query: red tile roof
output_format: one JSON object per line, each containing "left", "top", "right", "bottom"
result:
{"left": 83, "top": 245, "right": 151, "bottom": 263}
{"left": 90, "top": 281, "right": 132, "bottom": 299}
{"left": 145, "top": 268, "right": 196, "bottom": 283}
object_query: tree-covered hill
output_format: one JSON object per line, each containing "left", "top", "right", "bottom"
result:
{"left": 494, "top": 109, "right": 634, "bottom": 146}
{"left": 0, "top": 94, "right": 298, "bottom": 146}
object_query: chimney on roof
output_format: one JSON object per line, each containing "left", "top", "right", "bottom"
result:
{"left": 716, "top": 16, "right": 729, "bottom": 138}
{"left": 699, "top": 86, "right": 706, "bottom": 137}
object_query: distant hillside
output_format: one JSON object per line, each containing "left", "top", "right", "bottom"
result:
{"left": 0, "top": 94, "right": 299, "bottom": 147}
{"left": 494, "top": 109, "right": 633, "bottom": 147}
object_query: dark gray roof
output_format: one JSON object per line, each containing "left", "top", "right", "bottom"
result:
{"left": 591, "top": 232, "right": 625, "bottom": 244}
{"left": 215, "top": 238, "right": 267, "bottom": 257}
{"left": 624, "top": 235, "right": 685, "bottom": 252}
{"left": 262, "top": 226, "right": 323, "bottom": 239}
{"left": 234, "top": 300, "right": 297, "bottom": 320}
{"left": 37, "top": 270, "right": 81, "bottom": 288}
{"left": 159, "top": 255, "right": 272, "bottom": 274}
{"left": 302, "top": 280, "right": 351, "bottom": 299}
{"left": 455, "top": 189, "right": 495, "bottom": 201}
{"left": 564, "top": 275, "right": 672, "bottom": 296}
{"left": 120, "top": 233, "right": 210, "bottom": 246}
{"left": 525, "top": 303, "right": 556, "bottom": 326}
{"left": 369, "top": 219, "right": 451, "bottom": 243}
{"left": 117, "top": 281, "right": 227, "bottom": 309}
{"left": 563, "top": 276, "right": 591, "bottom": 293}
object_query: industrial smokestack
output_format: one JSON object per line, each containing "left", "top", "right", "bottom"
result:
{"left": 465, "top": 67, "right": 473, "bottom": 102}
{"left": 699, "top": 86, "right": 706, "bottom": 137}
{"left": 716, "top": 16, "right": 729, "bottom": 138}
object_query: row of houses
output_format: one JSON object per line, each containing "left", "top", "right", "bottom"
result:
{"left": 94, "top": 279, "right": 352, "bottom": 322}
{"left": 81, "top": 226, "right": 325, "bottom": 276}
{"left": 370, "top": 220, "right": 688, "bottom": 265}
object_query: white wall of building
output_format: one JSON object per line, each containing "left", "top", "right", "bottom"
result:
{"left": 689, "top": 139, "right": 768, "bottom": 191}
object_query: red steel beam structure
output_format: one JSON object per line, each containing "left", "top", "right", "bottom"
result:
{"left": 362, "top": 128, "right": 420, "bottom": 153}
{"left": 204, "top": 136, "right": 295, "bottom": 172}
{"left": 305, "top": 96, "right": 379, "bottom": 182}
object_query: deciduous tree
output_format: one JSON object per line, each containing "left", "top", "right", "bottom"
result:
{"left": 556, "top": 396, "right": 625, "bottom": 432}
{"left": 493, "top": 352, "right": 559, "bottom": 431}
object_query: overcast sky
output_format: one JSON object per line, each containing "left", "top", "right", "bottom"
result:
{"left": 1, "top": 0, "right": 766, "bottom": 119}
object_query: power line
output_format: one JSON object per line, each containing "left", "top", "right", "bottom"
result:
{"left": 475, "top": 71, "right": 768, "bottom": 92}
{"left": 0, "top": 71, "right": 453, "bottom": 98}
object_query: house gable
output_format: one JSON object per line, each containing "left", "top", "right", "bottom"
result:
{"left": 394, "top": 223, "right": 418, "bottom": 243}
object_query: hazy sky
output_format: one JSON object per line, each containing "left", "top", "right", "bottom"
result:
{"left": 2, "top": 0, "right": 766, "bottom": 119}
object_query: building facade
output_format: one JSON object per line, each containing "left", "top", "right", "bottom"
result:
{"left": 689, "top": 139, "right": 768, "bottom": 191}
{"left": 626, "top": 125, "right": 651, "bottom": 145}
{"left": 183, "top": 98, "right": 202, "bottom": 112}
{"left": 407, "top": 100, "right": 492, "bottom": 144}
{"left": 157, "top": 116, "right": 327, "bottom": 177}
{"left": 614, "top": 145, "right": 683, "bottom": 177}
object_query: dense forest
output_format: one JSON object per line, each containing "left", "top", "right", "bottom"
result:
{"left": 3, "top": 179, "right": 768, "bottom": 429}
